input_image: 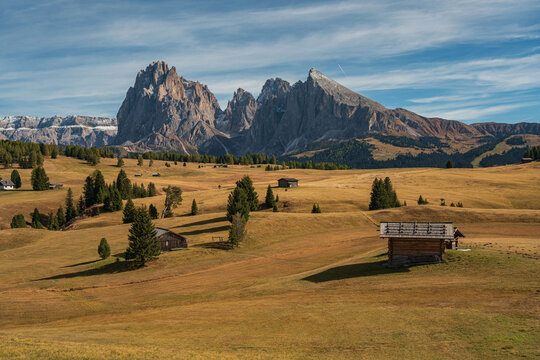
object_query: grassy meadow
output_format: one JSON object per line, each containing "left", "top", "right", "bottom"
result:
{"left": 0, "top": 156, "right": 539, "bottom": 359}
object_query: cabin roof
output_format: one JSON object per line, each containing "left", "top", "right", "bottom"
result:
{"left": 379, "top": 222, "right": 455, "bottom": 239}
{"left": 278, "top": 178, "right": 298, "bottom": 182}
{"left": 0, "top": 179, "right": 15, "bottom": 186}
{"left": 156, "top": 227, "right": 186, "bottom": 240}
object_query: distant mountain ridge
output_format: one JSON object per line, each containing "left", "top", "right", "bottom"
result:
{"left": 3, "top": 61, "right": 539, "bottom": 159}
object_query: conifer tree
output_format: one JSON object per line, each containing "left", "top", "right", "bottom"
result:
{"left": 125, "top": 206, "right": 160, "bottom": 267}
{"left": 116, "top": 157, "right": 124, "bottom": 167}
{"left": 161, "top": 186, "right": 182, "bottom": 218}
{"left": 47, "top": 211, "right": 59, "bottom": 230}
{"left": 312, "top": 203, "right": 321, "bottom": 213}
{"left": 83, "top": 176, "right": 95, "bottom": 208}
{"left": 123, "top": 198, "right": 136, "bottom": 223}
{"left": 92, "top": 170, "right": 107, "bottom": 204}
{"left": 147, "top": 182, "right": 156, "bottom": 197}
{"left": 228, "top": 213, "right": 247, "bottom": 248}
{"left": 273, "top": 204, "right": 278, "bottom": 212}
{"left": 111, "top": 188, "right": 123, "bottom": 211}
{"left": 446, "top": 160, "right": 454, "bottom": 168}
{"left": 77, "top": 195, "right": 85, "bottom": 214}
{"left": 65, "top": 188, "right": 77, "bottom": 221}
{"left": 191, "top": 199, "right": 199, "bottom": 215}
{"left": 11, "top": 214, "right": 27, "bottom": 228}
{"left": 418, "top": 195, "right": 428, "bottom": 205}
{"left": 236, "top": 175, "right": 259, "bottom": 211}
{"left": 149, "top": 204, "right": 158, "bottom": 219}
{"left": 116, "top": 169, "right": 131, "bottom": 199}
{"left": 50, "top": 146, "right": 59, "bottom": 159}
{"left": 56, "top": 207, "right": 65, "bottom": 227}
{"left": 31, "top": 208, "right": 44, "bottom": 229}
{"left": 149, "top": 159, "right": 154, "bottom": 167}
{"left": 265, "top": 185, "right": 275, "bottom": 208}
{"left": 137, "top": 156, "right": 143, "bottom": 166}
{"left": 275, "top": 194, "right": 279, "bottom": 203}
{"left": 98, "top": 238, "right": 111, "bottom": 259}
{"left": 31, "top": 166, "right": 50, "bottom": 191}
{"left": 226, "top": 186, "right": 249, "bottom": 221}
{"left": 10, "top": 170, "right": 21, "bottom": 188}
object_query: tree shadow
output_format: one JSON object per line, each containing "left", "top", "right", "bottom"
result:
{"left": 62, "top": 259, "right": 101, "bottom": 268}
{"left": 35, "top": 261, "right": 129, "bottom": 281}
{"left": 302, "top": 260, "right": 409, "bottom": 283}
{"left": 180, "top": 225, "right": 230, "bottom": 236}
{"left": 176, "top": 216, "right": 227, "bottom": 228}
{"left": 193, "top": 240, "right": 231, "bottom": 250}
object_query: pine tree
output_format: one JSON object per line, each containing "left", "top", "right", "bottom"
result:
{"left": 369, "top": 178, "right": 384, "bottom": 210}
{"left": 50, "top": 146, "right": 59, "bottom": 159}
{"left": 161, "top": 186, "right": 182, "bottom": 218}
{"left": 265, "top": 185, "right": 275, "bottom": 208}
{"left": 56, "top": 207, "right": 65, "bottom": 227}
{"left": 116, "top": 157, "right": 124, "bottom": 167}
{"left": 446, "top": 160, "right": 454, "bottom": 168}
{"left": 116, "top": 169, "right": 131, "bottom": 199}
{"left": 125, "top": 206, "right": 160, "bottom": 267}
{"left": 191, "top": 199, "right": 199, "bottom": 215}
{"left": 183, "top": 162, "right": 187, "bottom": 167}
{"left": 83, "top": 176, "right": 95, "bottom": 208}
{"left": 312, "top": 203, "right": 321, "bottom": 213}
{"left": 137, "top": 156, "right": 143, "bottom": 166}
{"left": 92, "top": 170, "right": 107, "bottom": 204}
{"left": 275, "top": 194, "right": 279, "bottom": 203}
{"left": 226, "top": 186, "right": 249, "bottom": 222}
{"left": 77, "top": 195, "right": 85, "bottom": 213}
{"left": 47, "top": 211, "right": 59, "bottom": 230}
{"left": 98, "top": 238, "right": 111, "bottom": 259}
{"left": 272, "top": 204, "right": 278, "bottom": 212}
{"left": 149, "top": 204, "right": 158, "bottom": 219}
{"left": 65, "top": 188, "right": 77, "bottom": 221}
{"left": 149, "top": 159, "right": 154, "bottom": 167}
{"left": 236, "top": 176, "right": 259, "bottom": 211}
{"left": 111, "top": 188, "right": 123, "bottom": 211}
{"left": 147, "top": 182, "right": 156, "bottom": 197}
{"left": 228, "top": 213, "right": 247, "bottom": 248}
{"left": 31, "top": 208, "right": 44, "bottom": 229}
{"left": 418, "top": 195, "right": 428, "bottom": 205}
{"left": 10, "top": 170, "right": 21, "bottom": 188}
{"left": 123, "top": 198, "right": 136, "bottom": 223}
{"left": 11, "top": 214, "right": 27, "bottom": 228}
{"left": 31, "top": 166, "right": 50, "bottom": 191}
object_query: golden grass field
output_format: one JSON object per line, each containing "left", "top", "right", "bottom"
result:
{"left": 0, "top": 157, "right": 539, "bottom": 359}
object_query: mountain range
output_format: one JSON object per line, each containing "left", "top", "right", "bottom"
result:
{"left": 2, "top": 60, "right": 539, "bottom": 161}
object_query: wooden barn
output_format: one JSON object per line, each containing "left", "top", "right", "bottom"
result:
{"left": 278, "top": 178, "right": 299, "bottom": 188}
{"left": 379, "top": 222, "right": 465, "bottom": 267}
{"left": 156, "top": 228, "right": 188, "bottom": 252}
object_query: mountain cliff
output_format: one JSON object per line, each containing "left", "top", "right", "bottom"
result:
{"left": 215, "top": 88, "right": 257, "bottom": 135}
{"left": 0, "top": 115, "right": 116, "bottom": 147}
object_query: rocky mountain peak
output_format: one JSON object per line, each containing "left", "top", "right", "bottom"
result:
{"left": 215, "top": 88, "right": 257, "bottom": 135}
{"left": 257, "top": 78, "right": 291, "bottom": 105}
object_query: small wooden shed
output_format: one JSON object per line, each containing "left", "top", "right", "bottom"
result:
{"left": 0, "top": 179, "right": 15, "bottom": 190}
{"left": 49, "top": 183, "right": 64, "bottom": 190}
{"left": 278, "top": 178, "right": 299, "bottom": 188}
{"left": 156, "top": 228, "right": 188, "bottom": 252}
{"left": 379, "top": 222, "right": 465, "bottom": 267}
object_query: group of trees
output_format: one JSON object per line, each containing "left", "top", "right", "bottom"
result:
{"left": 0, "top": 140, "right": 56, "bottom": 168}
{"left": 523, "top": 146, "right": 540, "bottom": 161}
{"left": 63, "top": 145, "right": 114, "bottom": 165}
{"left": 225, "top": 176, "right": 259, "bottom": 248}
{"left": 368, "top": 177, "right": 401, "bottom": 210}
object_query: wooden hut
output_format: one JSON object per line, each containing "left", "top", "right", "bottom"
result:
{"left": 156, "top": 228, "right": 188, "bottom": 252}
{"left": 379, "top": 222, "right": 465, "bottom": 267}
{"left": 49, "top": 183, "right": 64, "bottom": 190}
{"left": 0, "top": 179, "right": 15, "bottom": 190}
{"left": 278, "top": 178, "right": 299, "bottom": 188}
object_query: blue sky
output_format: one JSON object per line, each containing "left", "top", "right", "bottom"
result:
{"left": 1, "top": 0, "right": 539, "bottom": 124}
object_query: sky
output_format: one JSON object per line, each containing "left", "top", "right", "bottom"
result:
{"left": 1, "top": 0, "right": 539, "bottom": 124}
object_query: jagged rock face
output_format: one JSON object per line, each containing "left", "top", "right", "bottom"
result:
{"left": 0, "top": 115, "right": 117, "bottom": 147}
{"left": 215, "top": 88, "right": 257, "bottom": 135}
{"left": 115, "top": 61, "right": 224, "bottom": 152}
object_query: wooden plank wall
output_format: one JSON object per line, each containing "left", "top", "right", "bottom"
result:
{"left": 390, "top": 238, "right": 444, "bottom": 257}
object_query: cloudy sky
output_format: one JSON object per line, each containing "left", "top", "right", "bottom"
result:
{"left": 1, "top": 0, "right": 539, "bottom": 123}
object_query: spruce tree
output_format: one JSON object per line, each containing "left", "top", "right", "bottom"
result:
{"left": 273, "top": 204, "right": 278, "bottom": 212}
{"left": 50, "top": 146, "right": 59, "bottom": 158}
{"left": 98, "top": 238, "right": 111, "bottom": 259}
{"left": 311, "top": 203, "right": 321, "bottom": 213}
{"left": 149, "top": 204, "right": 158, "bottom": 219}
{"left": 77, "top": 195, "right": 85, "bottom": 214}
{"left": 83, "top": 176, "right": 95, "bottom": 208}
{"left": 111, "top": 188, "right": 123, "bottom": 211}
{"left": 47, "top": 211, "right": 59, "bottom": 230}
{"left": 31, "top": 166, "right": 50, "bottom": 191}
{"left": 123, "top": 198, "right": 136, "bottom": 223}
{"left": 116, "top": 157, "right": 124, "bottom": 167}
{"left": 236, "top": 176, "right": 259, "bottom": 211}
{"left": 265, "top": 185, "right": 275, "bottom": 208}
{"left": 10, "top": 170, "right": 21, "bottom": 188}
{"left": 31, "top": 208, "right": 44, "bottom": 229}
{"left": 65, "top": 188, "right": 77, "bottom": 221}
{"left": 149, "top": 159, "right": 154, "bottom": 167}
{"left": 190, "top": 199, "right": 199, "bottom": 215}
{"left": 11, "top": 214, "right": 27, "bottom": 228}
{"left": 446, "top": 160, "right": 454, "bottom": 168}
{"left": 92, "top": 170, "right": 106, "bottom": 204}
{"left": 226, "top": 186, "right": 249, "bottom": 222}
{"left": 147, "top": 182, "right": 156, "bottom": 197}
{"left": 116, "top": 169, "right": 131, "bottom": 199}
{"left": 228, "top": 213, "right": 247, "bottom": 248}
{"left": 137, "top": 156, "right": 143, "bottom": 166}
{"left": 125, "top": 206, "right": 160, "bottom": 267}
{"left": 56, "top": 207, "right": 65, "bottom": 227}
{"left": 161, "top": 186, "right": 182, "bottom": 218}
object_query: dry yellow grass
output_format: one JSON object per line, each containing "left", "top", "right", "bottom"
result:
{"left": 0, "top": 157, "right": 539, "bottom": 359}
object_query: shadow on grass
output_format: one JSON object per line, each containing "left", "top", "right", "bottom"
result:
{"left": 177, "top": 216, "right": 227, "bottom": 228}
{"left": 181, "top": 225, "right": 230, "bottom": 236}
{"left": 193, "top": 240, "right": 232, "bottom": 250}
{"left": 62, "top": 259, "right": 101, "bottom": 268}
{"left": 302, "top": 260, "right": 409, "bottom": 283}
{"left": 35, "top": 261, "right": 129, "bottom": 281}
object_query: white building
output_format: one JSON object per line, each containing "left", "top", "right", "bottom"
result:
{"left": 0, "top": 179, "right": 15, "bottom": 190}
